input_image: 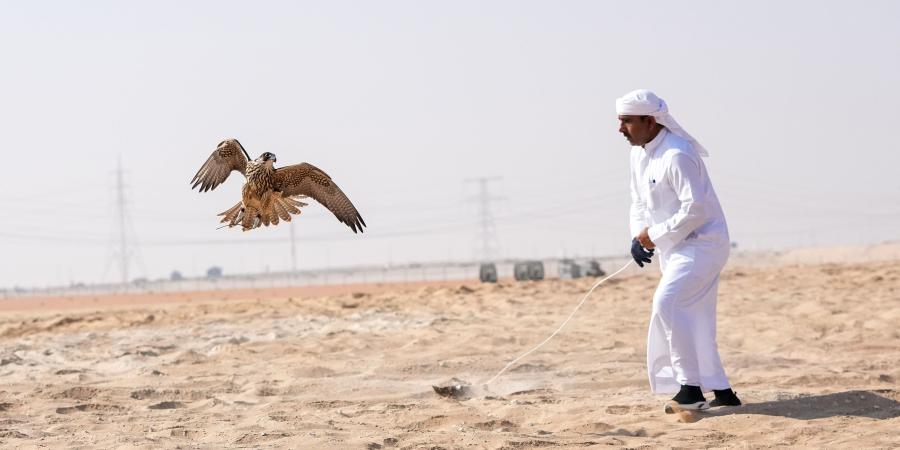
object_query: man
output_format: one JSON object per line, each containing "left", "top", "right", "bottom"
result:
{"left": 616, "top": 89, "right": 740, "bottom": 411}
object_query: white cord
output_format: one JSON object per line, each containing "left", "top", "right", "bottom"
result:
{"left": 482, "top": 260, "right": 635, "bottom": 387}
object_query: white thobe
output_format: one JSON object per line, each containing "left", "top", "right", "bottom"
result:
{"left": 629, "top": 128, "right": 732, "bottom": 394}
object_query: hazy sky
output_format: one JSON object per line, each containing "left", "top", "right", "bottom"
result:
{"left": 2, "top": 1, "right": 898, "bottom": 288}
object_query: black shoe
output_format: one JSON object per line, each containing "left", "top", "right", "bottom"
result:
{"left": 709, "top": 388, "right": 741, "bottom": 407}
{"left": 664, "top": 385, "right": 708, "bottom": 413}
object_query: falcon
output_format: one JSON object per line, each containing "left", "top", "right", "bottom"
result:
{"left": 191, "top": 139, "right": 366, "bottom": 233}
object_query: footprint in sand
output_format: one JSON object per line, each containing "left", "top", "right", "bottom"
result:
{"left": 566, "top": 422, "right": 614, "bottom": 434}
{"left": 604, "top": 427, "right": 648, "bottom": 437}
{"left": 130, "top": 388, "right": 206, "bottom": 401}
{"left": 233, "top": 432, "right": 291, "bottom": 445}
{"left": 471, "top": 419, "right": 518, "bottom": 432}
{"left": 404, "top": 415, "right": 452, "bottom": 432}
{"left": 306, "top": 400, "right": 354, "bottom": 409}
{"left": 169, "top": 428, "right": 202, "bottom": 439}
{"left": 0, "top": 430, "right": 29, "bottom": 439}
{"left": 367, "top": 437, "right": 401, "bottom": 449}
{"left": 55, "top": 404, "right": 126, "bottom": 414}
{"left": 256, "top": 386, "right": 281, "bottom": 397}
{"left": 605, "top": 405, "right": 631, "bottom": 415}
{"left": 148, "top": 401, "right": 185, "bottom": 409}
{"left": 52, "top": 386, "right": 102, "bottom": 401}
{"left": 501, "top": 439, "right": 556, "bottom": 448}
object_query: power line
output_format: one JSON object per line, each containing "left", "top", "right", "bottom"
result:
{"left": 290, "top": 219, "right": 298, "bottom": 274}
{"left": 465, "top": 176, "right": 503, "bottom": 261}
{"left": 0, "top": 190, "right": 639, "bottom": 246}
{"left": 6, "top": 184, "right": 892, "bottom": 248}
{"left": 116, "top": 157, "right": 129, "bottom": 283}
{"left": 107, "top": 157, "right": 144, "bottom": 284}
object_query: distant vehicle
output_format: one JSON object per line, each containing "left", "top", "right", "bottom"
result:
{"left": 170, "top": 271, "right": 184, "bottom": 281}
{"left": 479, "top": 263, "right": 498, "bottom": 283}
{"left": 584, "top": 260, "right": 606, "bottom": 277}
{"left": 206, "top": 266, "right": 223, "bottom": 279}
{"left": 514, "top": 262, "right": 529, "bottom": 281}
{"left": 528, "top": 261, "right": 545, "bottom": 280}
{"left": 559, "top": 259, "right": 582, "bottom": 280}
{"left": 514, "top": 261, "right": 544, "bottom": 281}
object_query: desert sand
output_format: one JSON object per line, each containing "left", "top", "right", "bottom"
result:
{"left": 1, "top": 247, "right": 899, "bottom": 449}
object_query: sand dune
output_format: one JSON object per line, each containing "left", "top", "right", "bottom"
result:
{"left": 1, "top": 251, "right": 898, "bottom": 448}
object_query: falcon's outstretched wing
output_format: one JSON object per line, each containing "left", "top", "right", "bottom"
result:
{"left": 274, "top": 163, "right": 366, "bottom": 233}
{"left": 191, "top": 139, "right": 250, "bottom": 192}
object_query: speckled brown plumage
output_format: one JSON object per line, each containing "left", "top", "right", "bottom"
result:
{"left": 191, "top": 139, "right": 366, "bottom": 233}
{"left": 274, "top": 163, "right": 367, "bottom": 233}
{"left": 190, "top": 139, "right": 250, "bottom": 192}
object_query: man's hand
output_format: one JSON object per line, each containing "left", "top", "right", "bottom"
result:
{"left": 637, "top": 227, "right": 656, "bottom": 250}
{"left": 631, "top": 238, "right": 655, "bottom": 268}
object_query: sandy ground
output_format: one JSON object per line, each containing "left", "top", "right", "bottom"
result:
{"left": 1, "top": 250, "right": 899, "bottom": 449}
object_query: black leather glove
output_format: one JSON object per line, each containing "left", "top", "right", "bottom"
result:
{"left": 631, "top": 238, "right": 655, "bottom": 268}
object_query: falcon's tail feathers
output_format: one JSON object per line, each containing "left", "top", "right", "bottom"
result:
{"left": 217, "top": 201, "right": 256, "bottom": 230}
{"left": 218, "top": 202, "right": 244, "bottom": 226}
{"left": 217, "top": 195, "right": 309, "bottom": 231}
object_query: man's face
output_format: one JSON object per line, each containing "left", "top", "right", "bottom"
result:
{"left": 618, "top": 115, "right": 656, "bottom": 146}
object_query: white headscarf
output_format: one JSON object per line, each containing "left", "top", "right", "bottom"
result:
{"left": 615, "top": 89, "right": 708, "bottom": 157}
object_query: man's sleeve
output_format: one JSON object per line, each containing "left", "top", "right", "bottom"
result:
{"left": 629, "top": 157, "right": 649, "bottom": 238}
{"left": 646, "top": 152, "right": 709, "bottom": 248}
